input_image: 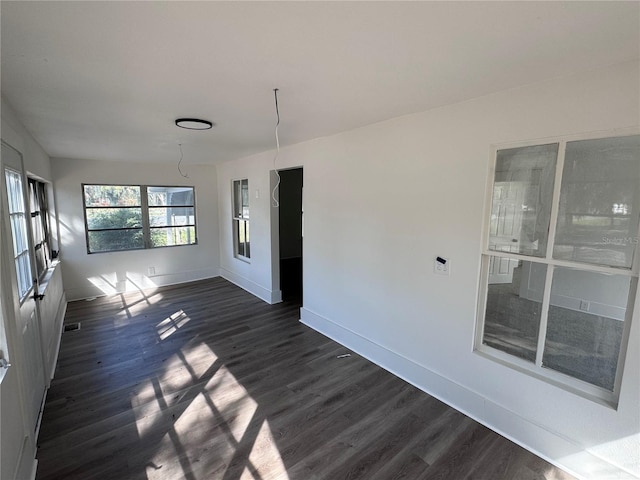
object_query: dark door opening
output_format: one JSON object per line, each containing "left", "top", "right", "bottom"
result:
{"left": 278, "top": 168, "right": 303, "bottom": 303}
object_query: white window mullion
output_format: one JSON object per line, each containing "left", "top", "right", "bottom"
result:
{"left": 141, "top": 186, "right": 151, "bottom": 249}
{"left": 545, "top": 141, "right": 566, "bottom": 259}
{"left": 534, "top": 264, "right": 555, "bottom": 367}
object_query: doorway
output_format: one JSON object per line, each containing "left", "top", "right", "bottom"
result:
{"left": 278, "top": 168, "right": 303, "bottom": 303}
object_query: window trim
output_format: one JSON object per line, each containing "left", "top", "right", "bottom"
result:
{"left": 474, "top": 129, "right": 640, "bottom": 408}
{"left": 82, "top": 183, "right": 197, "bottom": 254}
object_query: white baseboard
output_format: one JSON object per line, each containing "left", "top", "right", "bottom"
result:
{"left": 220, "top": 268, "right": 281, "bottom": 304}
{"left": 300, "top": 307, "right": 637, "bottom": 480}
{"left": 48, "top": 292, "right": 67, "bottom": 382}
{"left": 30, "top": 459, "right": 38, "bottom": 480}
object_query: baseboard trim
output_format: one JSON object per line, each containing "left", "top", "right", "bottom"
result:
{"left": 49, "top": 292, "right": 67, "bottom": 382}
{"left": 300, "top": 307, "right": 636, "bottom": 480}
{"left": 220, "top": 268, "right": 281, "bottom": 304}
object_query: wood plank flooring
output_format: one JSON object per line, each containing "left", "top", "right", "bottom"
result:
{"left": 35, "top": 278, "right": 576, "bottom": 480}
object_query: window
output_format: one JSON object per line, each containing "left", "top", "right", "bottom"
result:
{"left": 83, "top": 185, "right": 196, "bottom": 253}
{"left": 232, "top": 179, "right": 250, "bottom": 259}
{"left": 5, "top": 168, "right": 33, "bottom": 300}
{"left": 28, "top": 179, "right": 52, "bottom": 278}
{"left": 476, "top": 133, "right": 639, "bottom": 405}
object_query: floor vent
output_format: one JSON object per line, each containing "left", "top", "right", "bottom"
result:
{"left": 64, "top": 322, "right": 81, "bottom": 332}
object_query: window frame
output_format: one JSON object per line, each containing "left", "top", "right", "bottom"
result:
{"left": 474, "top": 129, "right": 639, "bottom": 407}
{"left": 28, "top": 178, "right": 52, "bottom": 279}
{"left": 232, "top": 179, "right": 250, "bottom": 260}
{"left": 82, "top": 184, "right": 197, "bottom": 254}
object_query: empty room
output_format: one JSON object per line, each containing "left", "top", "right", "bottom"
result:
{"left": 1, "top": 2, "right": 639, "bottom": 479}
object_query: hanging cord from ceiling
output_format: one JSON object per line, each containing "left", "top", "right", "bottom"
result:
{"left": 177, "top": 143, "right": 189, "bottom": 178}
{"left": 271, "top": 88, "right": 281, "bottom": 207}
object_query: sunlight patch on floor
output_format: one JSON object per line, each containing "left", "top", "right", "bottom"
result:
{"left": 204, "top": 365, "right": 259, "bottom": 443}
{"left": 156, "top": 310, "right": 190, "bottom": 340}
{"left": 132, "top": 342, "right": 219, "bottom": 434}
{"left": 143, "top": 364, "right": 263, "bottom": 479}
{"left": 242, "top": 420, "right": 290, "bottom": 480}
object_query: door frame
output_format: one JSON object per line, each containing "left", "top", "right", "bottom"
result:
{"left": 270, "top": 166, "right": 304, "bottom": 305}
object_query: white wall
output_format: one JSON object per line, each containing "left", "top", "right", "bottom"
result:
{"left": 52, "top": 157, "right": 220, "bottom": 300}
{"left": 217, "top": 159, "right": 283, "bottom": 303}
{"left": 216, "top": 60, "right": 640, "bottom": 479}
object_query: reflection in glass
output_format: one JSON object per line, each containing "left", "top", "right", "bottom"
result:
{"left": 543, "top": 267, "right": 630, "bottom": 391}
{"left": 553, "top": 135, "right": 640, "bottom": 268}
{"left": 236, "top": 219, "right": 250, "bottom": 257}
{"left": 150, "top": 227, "right": 196, "bottom": 247}
{"left": 148, "top": 207, "right": 195, "bottom": 227}
{"left": 483, "top": 259, "right": 547, "bottom": 362}
{"left": 490, "top": 144, "right": 558, "bottom": 258}
{"left": 147, "top": 186, "right": 194, "bottom": 207}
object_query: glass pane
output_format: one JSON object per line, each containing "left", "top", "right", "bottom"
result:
{"left": 489, "top": 144, "right": 558, "bottom": 258}
{"left": 84, "top": 185, "right": 141, "bottom": 207}
{"left": 6, "top": 169, "right": 25, "bottom": 214}
{"left": 88, "top": 229, "right": 144, "bottom": 253}
{"left": 233, "top": 180, "right": 241, "bottom": 218}
{"left": 16, "top": 253, "right": 31, "bottom": 298}
{"left": 543, "top": 267, "right": 630, "bottom": 391}
{"left": 553, "top": 135, "right": 640, "bottom": 268}
{"left": 147, "top": 186, "right": 194, "bottom": 206}
{"left": 10, "top": 214, "right": 28, "bottom": 256}
{"left": 86, "top": 208, "right": 142, "bottom": 230}
{"left": 234, "top": 219, "right": 250, "bottom": 257}
{"left": 241, "top": 179, "right": 249, "bottom": 208}
{"left": 34, "top": 246, "right": 46, "bottom": 278}
{"left": 150, "top": 226, "right": 196, "bottom": 247}
{"left": 148, "top": 207, "right": 195, "bottom": 227}
{"left": 245, "top": 220, "right": 250, "bottom": 258}
{"left": 483, "top": 258, "right": 547, "bottom": 362}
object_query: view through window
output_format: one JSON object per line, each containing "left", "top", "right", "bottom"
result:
{"left": 83, "top": 185, "right": 196, "bottom": 253}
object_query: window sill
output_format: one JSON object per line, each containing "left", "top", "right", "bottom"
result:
{"left": 38, "top": 260, "right": 61, "bottom": 296}
{"left": 234, "top": 255, "right": 251, "bottom": 264}
{"left": 474, "top": 345, "right": 618, "bottom": 409}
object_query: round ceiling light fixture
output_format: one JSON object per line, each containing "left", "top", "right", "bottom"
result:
{"left": 175, "top": 118, "right": 213, "bottom": 130}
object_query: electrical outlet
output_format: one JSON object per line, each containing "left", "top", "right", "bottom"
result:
{"left": 148, "top": 266, "right": 156, "bottom": 276}
{"left": 579, "top": 300, "right": 590, "bottom": 312}
{"left": 434, "top": 256, "right": 450, "bottom": 275}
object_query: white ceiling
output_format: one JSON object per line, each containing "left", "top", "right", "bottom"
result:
{"left": 2, "top": 1, "right": 639, "bottom": 166}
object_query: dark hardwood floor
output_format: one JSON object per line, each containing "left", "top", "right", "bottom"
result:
{"left": 36, "top": 278, "right": 576, "bottom": 480}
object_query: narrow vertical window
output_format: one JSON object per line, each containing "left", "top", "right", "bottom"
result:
{"left": 233, "top": 179, "right": 250, "bottom": 259}
{"left": 476, "top": 133, "right": 639, "bottom": 405}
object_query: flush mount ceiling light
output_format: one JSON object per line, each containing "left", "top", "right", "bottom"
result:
{"left": 175, "top": 118, "right": 213, "bottom": 130}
